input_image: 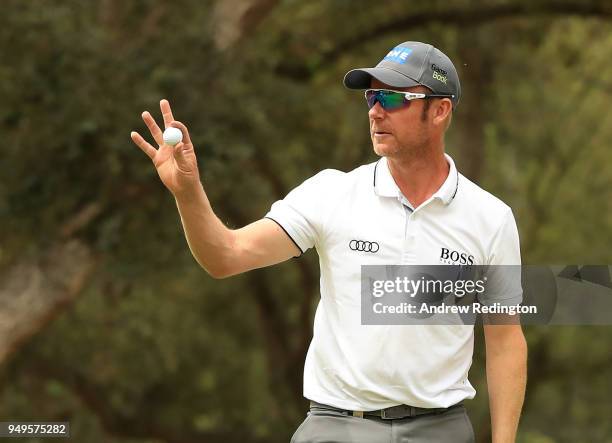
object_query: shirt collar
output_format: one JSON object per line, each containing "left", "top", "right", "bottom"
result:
{"left": 373, "top": 153, "right": 459, "bottom": 205}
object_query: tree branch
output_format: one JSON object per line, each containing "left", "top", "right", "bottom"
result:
{"left": 23, "top": 362, "right": 268, "bottom": 443}
{"left": 212, "top": 0, "right": 280, "bottom": 50}
{"left": 276, "top": 2, "right": 612, "bottom": 79}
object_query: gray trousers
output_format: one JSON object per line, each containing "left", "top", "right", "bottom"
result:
{"left": 290, "top": 402, "right": 475, "bottom": 443}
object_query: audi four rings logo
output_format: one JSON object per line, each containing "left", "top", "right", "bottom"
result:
{"left": 349, "top": 239, "right": 380, "bottom": 253}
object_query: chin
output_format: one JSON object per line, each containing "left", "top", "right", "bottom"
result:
{"left": 373, "top": 142, "right": 399, "bottom": 157}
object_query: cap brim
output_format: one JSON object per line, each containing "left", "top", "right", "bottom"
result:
{"left": 343, "top": 67, "right": 420, "bottom": 89}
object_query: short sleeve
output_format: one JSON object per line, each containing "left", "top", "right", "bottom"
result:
{"left": 479, "top": 209, "right": 523, "bottom": 306}
{"left": 264, "top": 170, "right": 335, "bottom": 256}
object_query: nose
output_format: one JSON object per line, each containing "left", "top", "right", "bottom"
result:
{"left": 368, "top": 101, "right": 386, "bottom": 120}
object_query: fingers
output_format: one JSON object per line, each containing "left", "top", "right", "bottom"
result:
{"left": 160, "top": 99, "right": 174, "bottom": 129}
{"left": 131, "top": 131, "right": 157, "bottom": 160}
{"left": 169, "top": 120, "right": 192, "bottom": 146}
{"left": 142, "top": 111, "right": 164, "bottom": 146}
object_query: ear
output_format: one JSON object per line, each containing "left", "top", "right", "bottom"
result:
{"left": 432, "top": 99, "right": 453, "bottom": 127}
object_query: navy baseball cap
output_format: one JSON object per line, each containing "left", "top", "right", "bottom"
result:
{"left": 344, "top": 41, "right": 461, "bottom": 108}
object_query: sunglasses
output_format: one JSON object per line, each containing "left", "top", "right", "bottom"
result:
{"left": 365, "top": 89, "right": 455, "bottom": 111}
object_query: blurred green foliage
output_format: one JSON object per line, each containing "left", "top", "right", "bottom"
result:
{"left": 0, "top": 1, "right": 611, "bottom": 442}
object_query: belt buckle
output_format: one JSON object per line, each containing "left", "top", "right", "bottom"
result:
{"left": 381, "top": 405, "right": 415, "bottom": 420}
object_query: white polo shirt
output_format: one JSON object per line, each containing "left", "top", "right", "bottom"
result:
{"left": 265, "top": 154, "right": 521, "bottom": 410}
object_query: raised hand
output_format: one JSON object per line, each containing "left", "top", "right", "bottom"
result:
{"left": 131, "top": 99, "right": 200, "bottom": 196}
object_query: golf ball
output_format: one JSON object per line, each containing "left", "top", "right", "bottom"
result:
{"left": 163, "top": 127, "right": 183, "bottom": 146}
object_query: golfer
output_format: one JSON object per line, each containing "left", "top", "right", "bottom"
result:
{"left": 131, "top": 41, "right": 527, "bottom": 443}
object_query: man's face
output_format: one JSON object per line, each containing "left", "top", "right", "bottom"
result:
{"left": 368, "top": 78, "right": 432, "bottom": 159}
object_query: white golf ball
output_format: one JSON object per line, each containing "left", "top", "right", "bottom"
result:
{"left": 163, "top": 127, "right": 183, "bottom": 146}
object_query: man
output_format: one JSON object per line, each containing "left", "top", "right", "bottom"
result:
{"left": 131, "top": 41, "right": 527, "bottom": 443}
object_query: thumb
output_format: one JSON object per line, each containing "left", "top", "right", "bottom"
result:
{"left": 172, "top": 142, "right": 195, "bottom": 173}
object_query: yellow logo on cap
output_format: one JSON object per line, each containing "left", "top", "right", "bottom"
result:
{"left": 432, "top": 64, "right": 448, "bottom": 84}
{"left": 433, "top": 71, "right": 447, "bottom": 84}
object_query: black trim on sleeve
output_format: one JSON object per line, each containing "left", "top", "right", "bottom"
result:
{"left": 264, "top": 216, "right": 304, "bottom": 257}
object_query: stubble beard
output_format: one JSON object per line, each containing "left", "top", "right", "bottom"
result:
{"left": 373, "top": 130, "right": 431, "bottom": 162}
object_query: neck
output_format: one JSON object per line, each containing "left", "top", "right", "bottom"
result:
{"left": 386, "top": 146, "right": 449, "bottom": 208}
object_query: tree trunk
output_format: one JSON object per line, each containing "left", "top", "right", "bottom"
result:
{"left": 0, "top": 240, "right": 96, "bottom": 366}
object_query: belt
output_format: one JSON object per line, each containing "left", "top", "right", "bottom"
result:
{"left": 309, "top": 400, "right": 462, "bottom": 420}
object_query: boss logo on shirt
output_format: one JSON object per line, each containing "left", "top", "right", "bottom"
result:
{"left": 440, "top": 247, "right": 474, "bottom": 265}
{"left": 349, "top": 239, "right": 380, "bottom": 253}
